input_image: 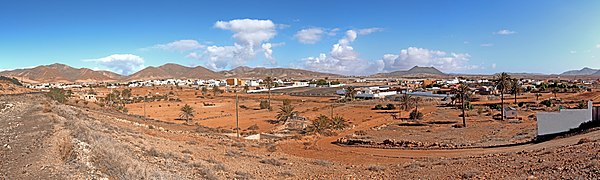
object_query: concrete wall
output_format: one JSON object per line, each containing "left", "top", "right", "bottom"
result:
{"left": 536, "top": 101, "right": 593, "bottom": 136}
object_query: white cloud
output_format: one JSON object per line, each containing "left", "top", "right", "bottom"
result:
{"left": 294, "top": 28, "right": 325, "bottom": 44}
{"left": 301, "top": 30, "right": 383, "bottom": 75}
{"left": 480, "top": 43, "right": 494, "bottom": 47}
{"left": 262, "top": 43, "right": 276, "bottom": 65}
{"left": 570, "top": 50, "right": 577, "bottom": 54}
{"left": 195, "top": 19, "right": 278, "bottom": 70}
{"left": 214, "top": 19, "right": 276, "bottom": 47}
{"left": 494, "top": 29, "right": 516, "bottom": 35}
{"left": 357, "top": 28, "right": 383, "bottom": 35}
{"left": 86, "top": 54, "right": 145, "bottom": 75}
{"left": 147, "top": 40, "right": 205, "bottom": 52}
{"left": 380, "top": 47, "right": 473, "bottom": 72}
{"left": 596, "top": 44, "right": 600, "bottom": 48}
{"left": 328, "top": 28, "right": 340, "bottom": 36}
{"left": 491, "top": 63, "right": 497, "bottom": 69}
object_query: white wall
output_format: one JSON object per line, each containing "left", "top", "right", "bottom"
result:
{"left": 537, "top": 101, "right": 593, "bottom": 136}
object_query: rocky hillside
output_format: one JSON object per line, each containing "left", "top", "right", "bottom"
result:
{"left": 0, "top": 63, "right": 122, "bottom": 83}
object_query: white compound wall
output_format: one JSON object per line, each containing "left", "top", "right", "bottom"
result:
{"left": 537, "top": 101, "right": 593, "bottom": 136}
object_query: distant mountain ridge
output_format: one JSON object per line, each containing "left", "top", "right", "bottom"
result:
{"left": 560, "top": 67, "right": 599, "bottom": 76}
{"left": 219, "top": 66, "right": 338, "bottom": 79}
{"left": 0, "top": 63, "right": 342, "bottom": 83}
{"left": 126, "top": 63, "right": 223, "bottom": 81}
{"left": 0, "top": 63, "right": 123, "bottom": 83}
{"left": 372, "top": 66, "right": 446, "bottom": 77}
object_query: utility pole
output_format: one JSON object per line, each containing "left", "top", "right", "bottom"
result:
{"left": 235, "top": 89, "right": 240, "bottom": 138}
{"left": 330, "top": 103, "right": 334, "bottom": 118}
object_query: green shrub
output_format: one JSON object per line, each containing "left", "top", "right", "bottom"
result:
{"left": 386, "top": 104, "right": 395, "bottom": 110}
{"left": 409, "top": 110, "right": 423, "bottom": 120}
{"left": 540, "top": 99, "right": 553, "bottom": 107}
{"left": 46, "top": 88, "right": 66, "bottom": 103}
{"left": 259, "top": 100, "right": 270, "bottom": 109}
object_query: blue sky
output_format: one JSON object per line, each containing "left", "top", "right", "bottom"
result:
{"left": 1, "top": 0, "right": 599, "bottom": 75}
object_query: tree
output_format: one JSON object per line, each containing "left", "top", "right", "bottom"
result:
{"left": 201, "top": 86, "right": 208, "bottom": 97}
{"left": 510, "top": 79, "right": 521, "bottom": 104}
{"left": 399, "top": 93, "right": 413, "bottom": 118}
{"left": 535, "top": 93, "right": 542, "bottom": 101}
{"left": 308, "top": 115, "right": 331, "bottom": 134}
{"left": 457, "top": 84, "right": 471, "bottom": 127}
{"left": 212, "top": 86, "right": 221, "bottom": 96}
{"left": 495, "top": 72, "right": 511, "bottom": 120}
{"left": 411, "top": 96, "right": 423, "bottom": 120}
{"left": 121, "top": 89, "right": 132, "bottom": 99}
{"left": 345, "top": 86, "right": 357, "bottom": 101}
{"left": 275, "top": 102, "right": 298, "bottom": 124}
{"left": 264, "top": 77, "right": 274, "bottom": 110}
{"left": 180, "top": 104, "right": 195, "bottom": 123}
{"left": 330, "top": 116, "right": 348, "bottom": 130}
{"left": 552, "top": 88, "right": 559, "bottom": 98}
{"left": 243, "top": 84, "right": 250, "bottom": 93}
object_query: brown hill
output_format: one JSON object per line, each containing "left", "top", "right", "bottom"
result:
{"left": 126, "top": 63, "right": 223, "bottom": 81}
{"left": 372, "top": 66, "right": 446, "bottom": 78}
{"left": 219, "top": 66, "right": 339, "bottom": 79}
{"left": 0, "top": 63, "right": 122, "bottom": 83}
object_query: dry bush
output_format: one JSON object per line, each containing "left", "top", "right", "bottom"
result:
{"left": 247, "top": 124, "right": 259, "bottom": 130}
{"left": 186, "top": 140, "right": 198, "bottom": 145}
{"left": 367, "top": 165, "right": 386, "bottom": 172}
{"left": 234, "top": 171, "right": 254, "bottom": 180}
{"left": 278, "top": 171, "right": 295, "bottom": 177}
{"left": 181, "top": 149, "right": 192, "bottom": 154}
{"left": 58, "top": 137, "right": 76, "bottom": 162}
{"left": 312, "top": 160, "right": 332, "bottom": 166}
{"left": 225, "top": 150, "right": 241, "bottom": 157}
{"left": 266, "top": 145, "right": 277, "bottom": 152}
{"left": 259, "top": 158, "right": 283, "bottom": 166}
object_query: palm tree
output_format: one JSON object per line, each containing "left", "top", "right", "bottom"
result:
{"left": 330, "top": 116, "right": 348, "bottom": 130}
{"left": 411, "top": 96, "right": 423, "bottom": 120}
{"left": 457, "top": 84, "right": 470, "bottom": 127}
{"left": 399, "top": 93, "right": 413, "bottom": 118}
{"left": 510, "top": 78, "right": 521, "bottom": 104}
{"left": 496, "top": 72, "right": 511, "bottom": 120}
{"left": 264, "top": 77, "right": 274, "bottom": 111}
{"left": 552, "top": 88, "right": 559, "bottom": 98}
{"left": 345, "top": 86, "right": 357, "bottom": 101}
{"left": 243, "top": 84, "right": 250, "bottom": 93}
{"left": 275, "top": 102, "right": 298, "bottom": 124}
{"left": 535, "top": 93, "right": 542, "bottom": 101}
{"left": 180, "top": 104, "right": 195, "bottom": 123}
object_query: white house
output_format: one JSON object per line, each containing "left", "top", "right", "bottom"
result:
{"left": 503, "top": 107, "right": 518, "bottom": 119}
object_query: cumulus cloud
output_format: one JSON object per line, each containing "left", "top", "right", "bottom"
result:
{"left": 87, "top": 54, "right": 145, "bottom": 75}
{"left": 494, "top": 29, "right": 516, "bottom": 35}
{"left": 146, "top": 40, "right": 205, "bottom": 52}
{"left": 192, "top": 19, "right": 277, "bottom": 70}
{"left": 294, "top": 28, "right": 325, "bottom": 44}
{"left": 491, "top": 63, "right": 497, "bottom": 69}
{"left": 380, "top": 47, "right": 473, "bottom": 72}
{"left": 301, "top": 29, "right": 383, "bottom": 75}
{"left": 596, "top": 44, "right": 600, "bottom": 48}
{"left": 480, "top": 43, "right": 494, "bottom": 47}
{"left": 262, "top": 43, "right": 276, "bottom": 65}
{"left": 570, "top": 50, "right": 577, "bottom": 54}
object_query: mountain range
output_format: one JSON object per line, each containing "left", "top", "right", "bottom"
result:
{"left": 371, "top": 66, "right": 447, "bottom": 78}
{"left": 0, "top": 63, "right": 341, "bottom": 83}
{"left": 2, "top": 63, "right": 599, "bottom": 84}
{"left": 560, "top": 67, "right": 600, "bottom": 76}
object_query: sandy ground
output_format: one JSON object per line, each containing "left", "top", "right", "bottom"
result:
{"left": 2, "top": 88, "right": 599, "bottom": 179}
